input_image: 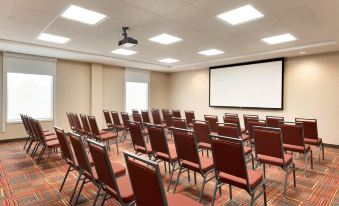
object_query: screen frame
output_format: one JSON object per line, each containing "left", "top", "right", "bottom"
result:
{"left": 209, "top": 57, "right": 284, "bottom": 110}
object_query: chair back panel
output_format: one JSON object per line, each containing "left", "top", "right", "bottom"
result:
{"left": 223, "top": 116, "right": 241, "bottom": 134}
{"left": 148, "top": 127, "right": 168, "bottom": 155}
{"left": 103, "top": 110, "right": 113, "bottom": 125}
{"left": 172, "top": 118, "right": 187, "bottom": 129}
{"left": 164, "top": 113, "right": 174, "bottom": 127}
{"left": 172, "top": 110, "right": 181, "bottom": 118}
{"left": 121, "top": 112, "right": 130, "bottom": 127}
{"left": 80, "top": 114, "right": 91, "bottom": 134}
{"left": 185, "top": 111, "right": 195, "bottom": 124}
{"left": 129, "top": 122, "right": 146, "bottom": 148}
{"left": 132, "top": 113, "right": 143, "bottom": 124}
{"left": 254, "top": 128, "right": 283, "bottom": 159}
{"left": 69, "top": 133, "right": 92, "bottom": 175}
{"left": 173, "top": 130, "right": 199, "bottom": 165}
{"left": 71, "top": 113, "right": 82, "bottom": 132}
{"left": 111, "top": 111, "right": 122, "bottom": 126}
{"left": 151, "top": 109, "right": 162, "bottom": 125}
{"left": 243, "top": 115, "right": 259, "bottom": 131}
{"left": 66, "top": 113, "right": 75, "bottom": 130}
{"left": 295, "top": 119, "right": 318, "bottom": 140}
{"left": 266, "top": 116, "right": 284, "bottom": 128}
{"left": 224, "top": 113, "right": 238, "bottom": 117}
{"left": 204, "top": 115, "right": 218, "bottom": 133}
{"left": 141, "top": 110, "right": 151, "bottom": 123}
{"left": 217, "top": 124, "right": 239, "bottom": 138}
{"left": 248, "top": 120, "right": 266, "bottom": 139}
{"left": 280, "top": 123, "right": 304, "bottom": 147}
{"left": 88, "top": 116, "right": 100, "bottom": 136}
{"left": 132, "top": 109, "right": 139, "bottom": 114}
{"left": 193, "top": 121, "right": 210, "bottom": 144}
{"left": 55, "top": 127, "right": 74, "bottom": 165}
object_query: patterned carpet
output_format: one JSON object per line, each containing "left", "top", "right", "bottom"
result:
{"left": 0, "top": 136, "right": 338, "bottom": 206}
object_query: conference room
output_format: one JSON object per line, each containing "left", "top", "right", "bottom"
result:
{"left": 0, "top": 1, "right": 338, "bottom": 205}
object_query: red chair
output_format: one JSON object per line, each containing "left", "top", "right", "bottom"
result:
{"left": 132, "top": 109, "right": 139, "bottom": 114}
{"left": 152, "top": 108, "right": 165, "bottom": 126}
{"left": 295, "top": 118, "right": 324, "bottom": 163}
{"left": 253, "top": 126, "right": 296, "bottom": 195}
{"left": 266, "top": 116, "right": 284, "bottom": 128}
{"left": 133, "top": 113, "right": 148, "bottom": 136}
{"left": 146, "top": 124, "right": 179, "bottom": 191}
{"left": 172, "top": 117, "right": 188, "bottom": 129}
{"left": 66, "top": 112, "right": 76, "bottom": 132}
{"left": 223, "top": 116, "right": 249, "bottom": 143}
{"left": 243, "top": 114, "right": 259, "bottom": 134}
{"left": 80, "top": 114, "right": 92, "bottom": 138}
{"left": 193, "top": 120, "right": 211, "bottom": 156}
{"left": 162, "top": 109, "right": 170, "bottom": 121}
{"left": 280, "top": 122, "right": 313, "bottom": 176}
{"left": 217, "top": 123, "right": 254, "bottom": 169}
{"left": 87, "top": 139, "right": 134, "bottom": 206}
{"left": 172, "top": 110, "right": 181, "bottom": 118}
{"left": 124, "top": 151, "right": 202, "bottom": 206}
{"left": 248, "top": 120, "right": 266, "bottom": 145}
{"left": 204, "top": 115, "right": 218, "bottom": 134}
{"left": 121, "top": 112, "right": 131, "bottom": 141}
{"left": 172, "top": 128, "right": 214, "bottom": 202}
{"left": 209, "top": 134, "right": 267, "bottom": 206}
{"left": 71, "top": 113, "right": 83, "bottom": 134}
{"left": 184, "top": 110, "right": 195, "bottom": 128}
{"left": 141, "top": 110, "right": 151, "bottom": 123}
{"left": 224, "top": 113, "right": 238, "bottom": 117}
{"left": 103, "top": 110, "right": 115, "bottom": 130}
{"left": 129, "top": 121, "right": 152, "bottom": 159}
{"left": 88, "top": 115, "right": 119, "bottom": 154}
{"left": 111, "top": 111, "right": 127, "bottom": 136}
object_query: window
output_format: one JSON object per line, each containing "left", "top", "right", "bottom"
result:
{"left": 7, "top": 73, "right": 54, "bottom": 122}
{"left": 125, "top": 82, "right": 148, "bottom": 113}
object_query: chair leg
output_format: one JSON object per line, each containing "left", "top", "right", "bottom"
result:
{"left": 115, "top": 139, "right": 119, "bottom": 155}
{"left": 70, "top": 173, "right": 82, "bottom": 203}
{"left": 26, "top": 139, "right": 34, "bottom": 153}
{"left": 187, "top": 170, "right": 191, "bottom": 182}
{"left": 199, "top": 174, "right": 208, "bottom": 202}
{"left": 293, "top": 163, "right": 296, "bottom": 188}
{"left": 37, "top": 146, "right": 46, "bottom": 164}
{"left": 250, "top": 192, "right": 255, "bottom": 206}
{"left": 23, "top": 137, "right": 30, "bottom": 149}
{"left": 207, "top": 150, "right": 209, "bottom": 157}
{"left": 304, "top": 152, "right": 308, "bottom": 177}
{"left": 251, "top": 153, "right": 255, "bottom": 170}
{"left": 164, "top": 161, "right": 167, "bottom": 173}
{"left": 322, "top": 143, "right": 325, "bottom": 160}
{"left": 310, "top": 150, "right": 313, "bottom": 170}
{"left": 93, "top": 185, "right": 102, "bottom": 206}
{"left": 229, "top": 184, "right": 232, "bottom": 200}
{"left": 211, "top": 181, "right": 219, "bottom": 206}
{"left": 283, "top": 168, "right": 288, "bottom": 196}
{"left": 60, "top": 165, "right": 72, "bottom": 191}
{"left": 194, "top": 172, "right": 197, "bottom": 185}
{"left": 173, "top": 165, "right": 183, "bottom": 193}
{"left": 263, "top": 183, "right": 267, "bottom": 206}
{"left": 100, "top": 193, "right": 108, "bottom": 206}
{"left": 263, "top": 163, "right": 266, "bottom": 178}
{"left": 74, "top": 178, "right": 86, "bottom": 205}
{"left": 167, "top": 162, "right": 176, "bottom": 192}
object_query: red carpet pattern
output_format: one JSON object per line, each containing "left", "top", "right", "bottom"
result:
{"left": 0, "top": 137, "right": 338, "bottom": 206}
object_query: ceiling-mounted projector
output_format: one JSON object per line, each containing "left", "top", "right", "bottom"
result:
{"left": 118, "top": 27, "right": 138, "bottom": 47}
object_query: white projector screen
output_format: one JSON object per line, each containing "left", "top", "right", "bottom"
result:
{"left": 209, "top": 58, "right": 284, "bottom": 109}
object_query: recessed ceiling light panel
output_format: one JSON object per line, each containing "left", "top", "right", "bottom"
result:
{"left": 111, "top": 48, "right": 137, "bottom": 56}
{"left": 61, "top": 5, "right": 107, "bottom": 25}
{"left": 158, "top": 58, "right": 179, "bottom": 63}
{"left": 149, "top": 34, "right": 182, "bottom": 45}
{"left": 262, "top": 33, "right": 297, "bottom": 44}
{"left": 198, "top": 49, "right": 224, "bottom": 56}
{"left": 217, "top": 5, "right": 264, "bottom": 25}
{"left": 37, "top": 33, "right": 70, "bottom": 44}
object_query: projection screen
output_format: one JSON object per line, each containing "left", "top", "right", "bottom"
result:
{"left": 209, "top": 58, "right": 284, "bottom": 109}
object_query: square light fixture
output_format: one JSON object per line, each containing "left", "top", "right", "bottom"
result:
{"left": 37, "top": 33, "right": 70, "bottom": 44}
{"left": 198, "top": 49, "right": 224, "bottom": 56}
{"left": 111, "top": 48, "right": 137, "bottom": 56}
{"left": 158, "top": 58, "right": 179, "bottom": 63}
{"left": 217, "top": 5, "right": 264, "bottom": 25}
{"left": 149, "top": 34, "right": 182, "bottom": 45}
{"left": 262, "top": 33, "right": 297, "bottom": 44}
{"left": 61, "top": 5, "right": 107, "bottom": 25}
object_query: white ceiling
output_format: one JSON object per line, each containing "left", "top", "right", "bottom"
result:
{"left": 0, "top": 0, "right": 338, "bottom": 72}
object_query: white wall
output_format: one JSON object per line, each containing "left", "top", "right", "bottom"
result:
{"left": 169, "top": 52, "right": 339, "bottom": 145}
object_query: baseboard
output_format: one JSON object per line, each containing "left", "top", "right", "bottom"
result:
{"left": 324, "top": 143, "right": 339, "bottom": 149}
{"left": 0, "top": 137, "right": 27, "bottom": 143}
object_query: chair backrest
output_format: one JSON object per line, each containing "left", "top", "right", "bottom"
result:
{"left": 80, "top": 114, "right": 91, "bottom": 134}
{"left": 88, "top": 116, "right": 100, "bottom": 136}
{"left": 295, "top": 118, "right": 318, "bottom": 140}
{"left": 20, "top": 114, "right": 29, "bottom": 133}
{"left": 164, "top": 113, "right": 174, "bottom": 127}
{"left": 223, "top": 116, "right": 242, "bottom": 134}
{"left": 172, "top": 117, "right": 187, "bottom": 129}
{"left": 151, "top": 108, "right": 162, "bottom": 125}
{"left": 28, "top": 117, "right": 38, "bottom": 138}
{"left": 71, "top": 113, "right": 83, "bottom": 132}
{"left": 33, "top": 119, "right": 47, "bottom": 145}
{"left": 121, "top": 112, "right": 130, "bottom": 128}
{"left": 224, "top": 113, "right": 238, "bottom": 117}
{"left": 147, "top": 125, "right": 170, "bottom": 158}
{"left": 172, "top": 110, "right": 181, "bottom": 118}
{"left": 69, "top": 132, "right": 93, "bottom": 178}
{"left": 243, "top": 114, "right": 259, "bottom": 131}
{"left": 266, "top": 116, "right": 284, "bottom": 128}
{"left": 193, "top": 120, "right": 210, "bottom": 145}
{"left": 66, "top": 112, "right": 75, "bottom": 130}
{"left": 87, "top": 139, "right": 122, "bottom": 201}
{"left": 129, "top": 121, "right": 147, "bottom": 149}
{"left": 184, "top": 110, "right": 195, "bottom": 125}
{"left": 173, "top": 128, "right": 200, "bottom": 167}
{"left": 162, "top": 109, "right": 170, "bottom": 120}
{"left": 141, "top": 110, "right": 151, "bottom": 123}
{"left": 248, "top": 120, "right": 266, "bottom": 140}
{"left": 204, "top": 115, "right": 218, "bottom": 133}
{"left": 124, "top": 152, "right": 167, "bottom": 206}
{"left": 103, "top": 110, "right": 113, "bottom": 125}
{"left": 217, "top": 123, "right": 239, "bottom": 138}
{"left": 210, "top": 134, "right": 249, "bottom": 189}
{"left": 253, "top": 127, "right": 285, "bottom": 163}
{"left": 132, "top": 109, "right": 139, "bottom": 114}
{"left": 55, "top": 127, "right": 76, "bottom": 167}
{"left": 132, "top": 113, "right": 143, "bottom": 124}
{"left": 111, "top": 111, "right": 122, "bottom": 126}
{"left": 280, "top": 122, "right": 305, "bottom": 147}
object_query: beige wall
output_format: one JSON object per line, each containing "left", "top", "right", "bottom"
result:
{"left": 168, "top": 52, "right": 339, "bottom": 145}
{"left": 150, "top": 71, "right": 169, "bottom": 109}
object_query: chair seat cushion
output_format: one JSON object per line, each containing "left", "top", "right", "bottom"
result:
{"left": 106, "top": 176, "right": 134, "bottom": 203}
{"left": 304, "top": 138, "right": 322, "bottom": 145}
{"left": 283, "top": 144, "right": 310, "bottom": 153}
{"left": 167, "top": 193, "right": 202, "bottom": 206}
{"left": 155, "top": 146, "right": 178, "bottom": 162}
{"left": 257, "top": 154, "right": 293, "bottom": 167}
{"left": 99, "top": 132, "right": 118, "bottom": 140}
{"left": 198, "top": 142, "right": 211, "bottom": 150}
{"left": 46, "top": 139, "right": 60, "bottom": 148}
{"left": 219, "top": 170, "right": 263, "bottom": 190}
{"left": 135, "top": 143, "right": 152, "bottom": 154}
{"left": 244, "top": 146, "right": 252, "bottom": 156}
{"left": 45, "top": 134, "right": 58, "bottom": 141}
{"left": 111, "top": 162, "right": 126, "bottom": 177}
{"left": 182, "top": 156, "right": 213, "bottom": 173}
{"left": 43, "top": 131, "right": 55, "bottom": 136}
